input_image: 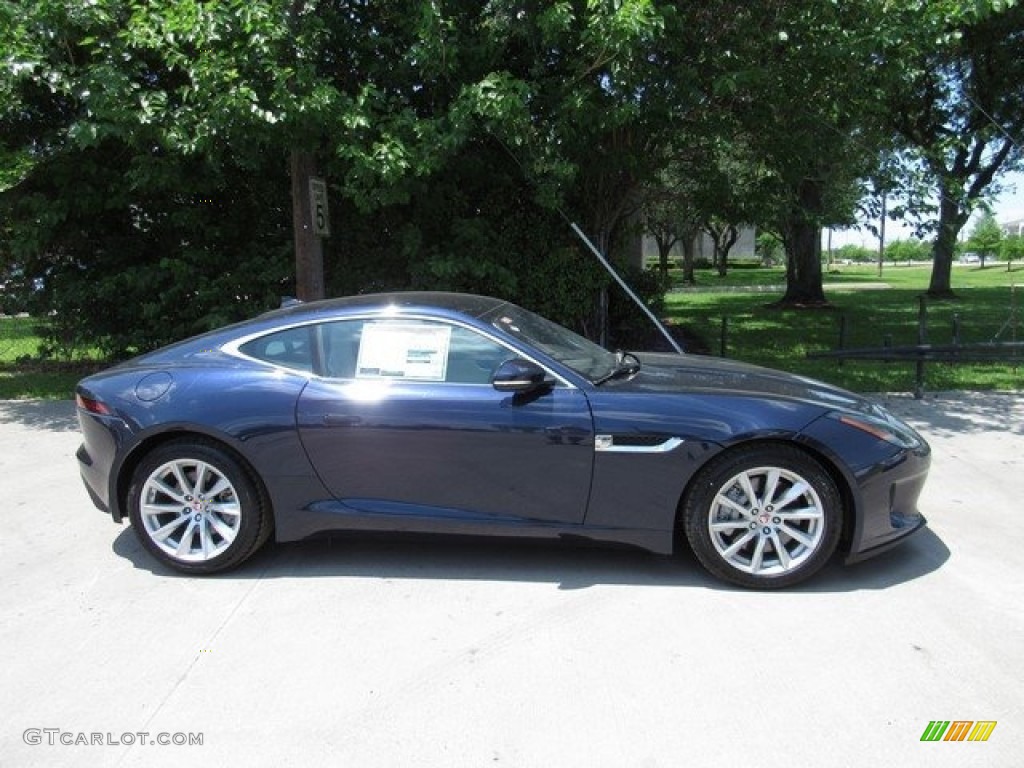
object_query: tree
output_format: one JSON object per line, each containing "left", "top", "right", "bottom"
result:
{"left": 704, "top": 1, "right": 891, "bottom": 306}
{"left": 703, "top": 219, "right": 740, "bottom": 277}
{"left": 694, "top": 134, "right": 764, "bottom": 279}
{"left": 472, "top": 1, "right": 707, "bottom": 343}
{"left": 884, "top": 239, "right": 931, "bottom": 264}
{"left": 966, "top": 210, "right": 1003, "bottom": 267}
{"left": 1, "top": 0, "right": 514, "bottom": 353}
{"left": 886, "top": 2, "right": 1024, "bottom": 296}
{"left": 834, "top": 244, "right": 876, "bottom": 264}
{"left": 644, "top": 186, "right": 689, "bottom": 281}
{"left": 8, "top": 0, "right": 1024, "bottom": 358}
{"left": 640, "top": 146, "right": 732, "bottom": 285}
{"left": 1002, "top": 234, "right": 1024, "bottom": 268}
{"left": 756, "top": 232, "right": 784, "bottom": 267}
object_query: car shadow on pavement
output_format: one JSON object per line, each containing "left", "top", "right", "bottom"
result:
{"left": 111, "top": 524, "right": 950, "bottom": 593}
{"left": 794, "top": 527, "right": 950, "bottom": 593}
{"left": 0, "top": 399, "right": 78, "bottom": 432}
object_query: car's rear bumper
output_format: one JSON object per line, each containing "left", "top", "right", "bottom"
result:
{"left": 76, "top": 442, "right": 109, "bottom": 513}
{"left": 76, "top": 406, "right": 130, "bottom": 521}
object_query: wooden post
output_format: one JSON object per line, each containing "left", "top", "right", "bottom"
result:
{"left": 290, "top": 150, "right": 325, "bottom": 302}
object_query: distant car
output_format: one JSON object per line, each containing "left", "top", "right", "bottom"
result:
{"left": 75, "top": 292, "right": 930, "bottom": 588}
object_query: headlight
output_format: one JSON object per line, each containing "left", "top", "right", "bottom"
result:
{"left": 831, "top": 409, "right": 922, "bottom": 449}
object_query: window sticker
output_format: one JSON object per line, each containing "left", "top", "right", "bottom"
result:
{"left": 355, "top": 323, "right": 451, "bottom": 381}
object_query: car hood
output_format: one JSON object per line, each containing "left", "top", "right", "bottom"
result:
{"left": 623, "top": 352, "right": 879, "bottom": 415}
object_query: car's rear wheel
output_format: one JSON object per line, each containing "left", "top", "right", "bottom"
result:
{"left": 127, "top": 439, "right": 272, "bottom": 574}
{"left": 682, "top": 444, "right": 842, "bottom": 589}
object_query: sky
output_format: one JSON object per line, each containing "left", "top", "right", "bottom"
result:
{"left": 825, "top": 169, "right": 1024, "bottom": 249}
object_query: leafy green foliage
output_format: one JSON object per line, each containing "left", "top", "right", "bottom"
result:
{"left": 885, "top": 239, "right": 931, "bottom": 263}
{"left": 966, "top": 211, "right": 1004, "bottom": 264}
{"left": 2, "top": 0, "right": 1024, "bottom": 362}
{"left": 831, "top": 244, "right": 877, "bottom": 265}
{"left": 884, "top": 1, "right": 1024, "bottom": 295}
{"left": 1002, "top": 234, "right": 1024, "bottom": 264}
{"left": 10, "top": 144, "right": 293, "bottom": 358}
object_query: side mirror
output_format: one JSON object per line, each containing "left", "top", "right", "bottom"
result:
{"left": 491, "top": 358, "right": 550, "bottom": 394}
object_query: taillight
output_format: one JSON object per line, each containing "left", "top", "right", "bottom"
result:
{"left": 76, "top": 393, "right": 113, "bottom": 416}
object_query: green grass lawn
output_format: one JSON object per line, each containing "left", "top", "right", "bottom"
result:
{"left": 665, "top": 263, "right": 1024, "bottom": 393}
{"left": 0, "top": 316, "right": 104, "bottom": 400}
{"left": 3, "top": 262, "right": 1023, "bottom": 399}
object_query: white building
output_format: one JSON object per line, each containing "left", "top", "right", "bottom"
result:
{"left": 641, "top": 226, "right": 757, "bottom": 265}
{"left": 1000, "top": 217, "right": 1024, "bottom": 238}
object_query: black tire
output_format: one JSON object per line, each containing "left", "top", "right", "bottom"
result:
{"left": 127, "top": 439, "right": 273, "bottom": 574}
{"left": 682, "top": 444, "right": 842, "bottom": 589}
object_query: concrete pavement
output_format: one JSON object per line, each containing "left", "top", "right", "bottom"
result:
{"left": 0, "top": 394, "right": 1021, "bottom": 767}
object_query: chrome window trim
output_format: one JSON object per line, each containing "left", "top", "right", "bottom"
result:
{"left": 222, "top": 313, "right": 577, "bottom": 389}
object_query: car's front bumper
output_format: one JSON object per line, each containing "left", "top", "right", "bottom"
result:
{"left": 844, "top": 444, "right": 931, "bottom": 561}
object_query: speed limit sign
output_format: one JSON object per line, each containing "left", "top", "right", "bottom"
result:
{"left": 309, "top": 177, "right": 330, "bottom": 236}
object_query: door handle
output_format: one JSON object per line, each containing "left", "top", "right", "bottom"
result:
{"left": 322, "top": 413, "right": 361, "bottom": 427}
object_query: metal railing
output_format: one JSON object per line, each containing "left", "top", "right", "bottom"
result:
{"left": 807, "top": 295, "right": 1023, "bottom": 398}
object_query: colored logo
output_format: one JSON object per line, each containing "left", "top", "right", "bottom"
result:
{"left": 920, "top": 720, "right": 997, "bottom": 742}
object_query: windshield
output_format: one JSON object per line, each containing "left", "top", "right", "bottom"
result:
{"left": 479, "top": 302, "right": 618, "bottom": 382}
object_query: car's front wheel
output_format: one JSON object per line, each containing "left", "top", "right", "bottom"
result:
{"left": 682, "top": 444, "right": 842, "bottom": 589}
{"left": 127, "top": 439, "right": 272, "bottom": 574}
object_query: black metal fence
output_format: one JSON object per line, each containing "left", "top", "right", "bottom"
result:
{"left": 807, "top": 296, "right": 1024, "bottom": 398}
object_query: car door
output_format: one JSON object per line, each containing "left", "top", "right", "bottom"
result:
{"left": 295, "top": 316, "right": 594, "bottom": 525}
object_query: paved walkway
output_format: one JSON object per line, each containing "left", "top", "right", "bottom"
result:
{"left": 669, "top": 281, "right": 892, "bottom": 294}
{"left": 0, "top": 395, "right": 1021, "bottom": 768}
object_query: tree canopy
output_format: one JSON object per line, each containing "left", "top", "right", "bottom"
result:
{"left": 884, "top": 0, "right": 1024, "bottom": 295}
{"left": 2, "top": 1, "right": 1023, "bottom": 356}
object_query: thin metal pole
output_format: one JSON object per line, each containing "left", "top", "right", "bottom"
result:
{"left": 570, "top": 222, "right": 685, "bottom": 355}
{"left": 915, "top": 296, "right": 927, "bottom": 399}
{"left": 878, "top": 190, "right": 886, "bottom": 278}
{"left": 838, "top": 314, "right": 848, "bottom": 368}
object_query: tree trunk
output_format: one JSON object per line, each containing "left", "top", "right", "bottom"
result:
{"left": 679, "top": 225, "right": 700, "bottom": 284}
{"left": 926, "top": 182, "right": 968, "bottom": 299}
{"left": 775, "top": 180, "right": 827, "bottom": 306}
{"left": 713, "top": 224, "right": 739, "bottom": 278}
{"left": 654, "top": 233, "right": 678, "bottom": 280}
{"left": 290, "top": 149, "right": 325, "bottom": 302}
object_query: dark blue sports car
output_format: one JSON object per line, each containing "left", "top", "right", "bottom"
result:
{"left": 75, "top": 292, "right": 930, "bottom": 588}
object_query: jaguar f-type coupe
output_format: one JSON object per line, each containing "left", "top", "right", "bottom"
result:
{"left": 75, "top": 292, "right": 930, "bottom": 588}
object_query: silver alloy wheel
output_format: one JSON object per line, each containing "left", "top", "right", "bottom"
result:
{"left": 139, "top": 458, "right": 242, "bottom": 562}
{"left": 707, "top": 465, "right": 826, "bottom": 576}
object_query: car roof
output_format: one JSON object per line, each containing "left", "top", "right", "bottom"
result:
{"left": 117, "top": 293, "right": 516, "bottom": 369}
{"left": 258, "top": 292, "right": 511, "bottom": 323}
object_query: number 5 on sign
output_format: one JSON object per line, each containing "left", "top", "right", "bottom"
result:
{"left": 309, "top": 178, "right": 330, "bottom": 237}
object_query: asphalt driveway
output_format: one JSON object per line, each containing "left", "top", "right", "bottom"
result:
{"left": 0, "top": 393, "right": 1021, "bottom": 767}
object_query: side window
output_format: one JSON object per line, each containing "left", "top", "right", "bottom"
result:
{"left": 321, "top": 320, "right": 363, "bottom": 378}
{"left": 239, "top": 325, "right": 314, "bottom": 372}
{"left": 320, "top": 319, "right": 511, "bottom": 384}
{"left": 446, "top": 325, "right": 511, "bottom": 384}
